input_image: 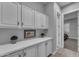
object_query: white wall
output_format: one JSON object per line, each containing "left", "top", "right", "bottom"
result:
{"left": 44, "top": 3, "right": 55, "bottom": 52}
{"left": 64, "top": 12, "right": 77, "bottom": 20}
{"left": 64, "top": 18, "right": 78, "bottom": 39}
{"left": 45, "top": 2, "right": 61, "bottom": 52}
{"left": 0, "top": 29, "right": 24, "bottom": 45}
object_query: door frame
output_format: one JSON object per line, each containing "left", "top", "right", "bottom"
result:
{"left": 61, "top": 8, "right": 79, "bottom": 52}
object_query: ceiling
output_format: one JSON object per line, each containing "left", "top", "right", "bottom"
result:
{"left": 57, "top": 2, "right": 73, "bottom": 8}
{"left": 40, "top": 2, "right": 73, "bottom": 8}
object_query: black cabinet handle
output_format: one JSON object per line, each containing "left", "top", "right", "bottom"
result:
{"left": 17, "top": 22, "right": 19, "bottom": 25}
{"left": 22, "top": 22, "right": 23, "bottom": 26}
{"left": 18, "top": 55, "right": 21, "bottom": 57}
{"left": 45, "top": 43, "right": 48, "bottom": 46}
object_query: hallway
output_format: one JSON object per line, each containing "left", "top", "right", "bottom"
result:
{"left": 51, "top": 48, "right": 79, "bottom": 57}
{"left": 64, "top": 38, "right": 77, "bottom": 52}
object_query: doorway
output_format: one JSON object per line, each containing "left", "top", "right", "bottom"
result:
{"left": 63, "top": 11, "right": 78, "bottom": 52}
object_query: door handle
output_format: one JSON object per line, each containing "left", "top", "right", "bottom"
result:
{"left": 18, "top": 55, "right": 21, "bottom": 57}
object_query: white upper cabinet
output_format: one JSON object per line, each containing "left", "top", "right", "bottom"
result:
{"left": 1, "top": 2, "right": 20, "bottom": 28}
{"left": 22, "top": 5, "right": 35, "bottom": 29}
{"left": 35, "top": 11, "right": 42, "bottom": 29}
{"left": 35, "top": 11, "right": 48, "bottom": 29}
{"left": 42, "top": 15, "right": 48, "bottom": 28}
{"left": 0, "top": 2, "right": 48, "bottom": 29}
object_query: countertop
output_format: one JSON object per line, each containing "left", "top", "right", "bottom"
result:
{"left": 0, "top": 37, "right": 52, "bottom": 57}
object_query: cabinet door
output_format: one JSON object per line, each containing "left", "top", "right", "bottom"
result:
{"left": 42, "top": 15, "right": 48, "bottom": 28}
{"left": 35, "top": 11, "right": 43, "bottom": 29}
{"left": 46, "top": 40, "right": 52, "bottom": 56}
{"left": 22, "top": 5, "right": 34, "bottom": 28}
{"left": 24, "top": 46, "right": 37, "bottom": 57}
{"left": 5, "top": 50, "right": 24, "bottom": 57}
{"left": 1, "top": 2, "right": 18, "bottom": 27}
{"left": 56, "top": 11, "right": 62, "bottom": 49}
{"left": 37, "top": 42, "right": 46, "bottom": 57}
{"left": 35, "top": 11, "right": 48, "bottom": 29}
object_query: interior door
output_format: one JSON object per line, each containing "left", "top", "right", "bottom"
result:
{"left": 1, "top": 2, "right": 18, "bottom": 27}
{"left": 22, "top": 5, "right": 34, "bottom": 28}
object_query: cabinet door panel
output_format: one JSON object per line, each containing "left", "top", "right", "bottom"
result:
{"left": 35, "top": 11, "right": 48, "bottom": 29}
{"left": 37, "top": 43, "right": 46, "bottom": 57}
{"left": 35, "top": 11, "right": 43, "bottom": 28}
{"left": 5, "top": 50, "right": 24, "bottom": 57}
{"left": 22, "top": 5, "right": 34, "bottom": 28}
{"left": 24, "top": 46, "right": 37, "bottom": 57}
{"left": 2, "top": 2, "right": 18, "bottom": 25}
{"left": 42, "top": 15, "right": 48, "bottom": 28}
{"left": 46, "top": 40, "right": 52, "bottom": 56}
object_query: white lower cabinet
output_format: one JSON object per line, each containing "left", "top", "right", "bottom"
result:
{"left": 4, "top": 39, "right": 52, "bottom": 57}
{"left": 37, "top": 40, "right": 52, "bottom": 57}
{"left": 5, "top": 50, "right": 24, "bottom": 57}
{"left": 37, "top": 42, "right": 46, "bottom": 57}
{"left": 23, "top": 46, "right": 37, "bottom": 57}
{"left": 46, "top": 40, "right": 52, "bottom": 56}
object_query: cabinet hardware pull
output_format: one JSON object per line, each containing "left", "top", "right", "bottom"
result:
{"left": 17, "top": 22, "right": 19, "bottom": 25}
{"left": 45, "top": 43, "right": 48, "bottom": 45}
{"left": 19, "top": 55, "right": 21, "bottom": 57}
{"left": 22, "top": 22, "right": 23, "bottom": 26}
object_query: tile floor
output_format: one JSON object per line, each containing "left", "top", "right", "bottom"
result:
{"left": 51, "top": 48, "right": 79, "bottom": 57}
{"left": 64, "top": 38, "right": 77, "bottom": 52}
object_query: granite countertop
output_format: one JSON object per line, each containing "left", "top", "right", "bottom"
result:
{"left": 0, "top": 37, "right": 52, "bottom": 57}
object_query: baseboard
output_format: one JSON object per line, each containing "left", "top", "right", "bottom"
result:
{"left": 69, "top": 37, "right": 77, "bottom": 40}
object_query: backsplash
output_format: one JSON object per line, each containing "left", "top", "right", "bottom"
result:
{"left": 0, "top": 29, "right": 24, "bottom": 45}
{"left": 0, "top": 29, "right": 48, "bottom": 45}
{"left": 36, "top": 29, "right": 48, "bottom": 37}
